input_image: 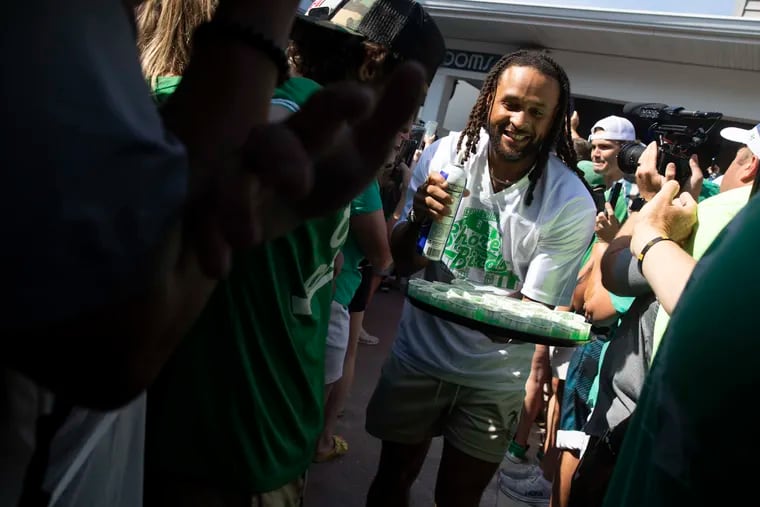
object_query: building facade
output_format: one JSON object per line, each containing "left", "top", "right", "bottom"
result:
{"left": 419, "top": 0, "right": 760, "bottom": 152}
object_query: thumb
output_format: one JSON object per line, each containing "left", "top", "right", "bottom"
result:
{"left": 689, "top": 154, "right": 701, "bottom": 174}
{"left": 652, "top": 179, "right": 681, "bottom": 205}
{"left": 678, "top": 191, "right": 698, "bottom": 209}
{"left": 604, "top": 202, "right": 614, "bottom": 216}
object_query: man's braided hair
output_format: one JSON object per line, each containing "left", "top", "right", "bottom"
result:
{"left": 455, "top": 50, "right": 593, "bottom": 205}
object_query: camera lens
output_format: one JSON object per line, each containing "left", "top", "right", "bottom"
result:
{"left": 616, "top": 142, "right": 647, "bottom": 175}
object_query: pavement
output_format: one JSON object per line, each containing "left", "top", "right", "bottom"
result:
{"left": 305, "top": 287, "right": 538, "bottom": 507}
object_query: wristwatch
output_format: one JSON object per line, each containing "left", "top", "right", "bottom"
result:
{"left": 407, "top": 207, "right": 421, "bottom": 224}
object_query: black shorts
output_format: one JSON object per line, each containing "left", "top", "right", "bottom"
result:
{"left": 348, "top": 260, "right": 373, "bottom": 313}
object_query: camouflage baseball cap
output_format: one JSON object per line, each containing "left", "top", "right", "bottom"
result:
{"left": 298, "top": 0, "right": 445, "bottom": 82}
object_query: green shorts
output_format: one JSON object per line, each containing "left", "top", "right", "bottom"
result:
{"left": 366, "top": 353, "right": 524, "bottom": 463}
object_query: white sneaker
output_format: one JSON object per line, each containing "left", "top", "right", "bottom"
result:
{"left": 498, "top": 468, "right": 551, "bottom": 505}
{"left": 358, "top": 328, "right": 379, "bottom": 345}
{"left": 505, "top": 448, "right": 528, "bottom": 464}
{"left": 500, "top": 463, "right": 542, "bottom": 480}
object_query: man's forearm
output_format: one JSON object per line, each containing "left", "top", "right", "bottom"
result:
{"left": 390, "top": 221, "right": 429, "bottom": 276}
{"left": 640, "top": 240, "right": 696, "bottom": 315}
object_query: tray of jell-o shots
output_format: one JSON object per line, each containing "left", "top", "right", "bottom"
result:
{"left": 406, "top": 278, "right": 592, "bottom": 347}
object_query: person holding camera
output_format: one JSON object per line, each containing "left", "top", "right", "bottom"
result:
{"left": 601, "top": 124, "right": 759, "bottom": 507}
{"left": 559, "top": 143, "right": 698, "bottom": 507}
{"left": 499, "top": 114, "right": 640, "bottom": 504}
{"left": 575, "top": 123, "right": 759, "bottom": 507}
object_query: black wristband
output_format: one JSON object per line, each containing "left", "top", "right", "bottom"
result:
{"left": 194, "top": 22, "right": 289, "bottom": 86}
{"left": 636, "top": 236, "right": 675, "bottom": 274}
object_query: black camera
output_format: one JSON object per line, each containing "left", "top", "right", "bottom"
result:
{"left": 616, "top": 103, "right": 723, "bottom": 182}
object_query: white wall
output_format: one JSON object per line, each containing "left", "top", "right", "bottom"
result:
{"left": 423, "top": 40, "right": 760, "bottom": 124}
{"left": 442, "top": 80, "right": 480, "bottom": 133}
{"left": 552, "top": 49, "right": 760, "bottom": 123}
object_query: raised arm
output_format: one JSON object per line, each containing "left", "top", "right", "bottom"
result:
{"left": 2, "top": 1, "right": 424, "bottom": 409}
{"left": 629, "top": 181, "right": 698, "bottom": 315}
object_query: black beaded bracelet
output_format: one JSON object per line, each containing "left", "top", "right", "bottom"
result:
{"left": 194, "top": 21, "right": 289, "bottom": 86}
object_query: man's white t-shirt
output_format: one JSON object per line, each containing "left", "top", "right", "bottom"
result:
{"left": 393, "top": 130, "right": 596, "bottom": 390}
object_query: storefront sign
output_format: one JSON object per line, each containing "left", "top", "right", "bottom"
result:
{"left": 442, "top": 50, "right": 501, "bottom": 73}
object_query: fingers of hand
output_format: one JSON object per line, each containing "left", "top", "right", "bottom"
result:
{"left": 420, "top": 181, "right": 453, "bottom": 219}
{"left": 638, "top": 142, "right": 658, "bottom": 171}
{"left": 218, "top": 173, "right": 264, "bottom": 249}
{"left": 427, "top": 172, "right": 448, "bottom": 187}
{"left": 653, "top": 180, "right": 681, "bottom": 204}
{"left": 424, "top": 195, "right": 449, "bottom": 219}
{"left": 677, "top": 191, "right": 698, "bottom": 210}
{"left": 194, "top": 212, "right": 232, "bottom": 279}
{"left": 353, "top": 63, "right": 427, "bottom": 168}
{"left": 286, "top": 82, "right": 373, "bottom": 158}
{"left": 689, "top": 154, "right": 701, "bottom": 173}
{"left": 664, "top": 162, "right": 677, "bottom": 181}
{"left": 243, "top": 123, "right": 313, "bottom": 200}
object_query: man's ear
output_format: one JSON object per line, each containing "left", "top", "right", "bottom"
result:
{"left": 741, "top": 154, "right": 759, "bottom": 184}
{"left": 358, "top": 43, "right": 389, "bottom": 84}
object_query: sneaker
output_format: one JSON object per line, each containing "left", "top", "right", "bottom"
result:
{"left": 497, "top": 469, "right": 551, "bottom": 505}
{"left": 500, "top": 463, "right": 542, "bottom": 480}
{"left": 358, "top": 328, "right": 380, "bottom": 345}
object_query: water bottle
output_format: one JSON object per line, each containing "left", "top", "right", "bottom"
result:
{"left": 420, "top": 157, "right": 467, "bottom": 261}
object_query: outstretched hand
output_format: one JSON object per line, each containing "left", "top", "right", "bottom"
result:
{"left": 595, "top": 202, "right": 620, "bottom": 243}
{"left": 636, "top": 142, "right": 703, "bottom": 202}
{"left": 285, "top": 62, "right": 427, "bottom": 215}
{"left": 630, "top": 180, "right": 697, "bottom": 258}
{"left": 193, "top": 63, "right": 426, "bottom": 278}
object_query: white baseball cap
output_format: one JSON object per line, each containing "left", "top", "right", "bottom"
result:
{"left": 720, "top": 123, "right": 760, "bottom": 158}
{"left": 588, "top": 115, "right": 636, "bottom": 142}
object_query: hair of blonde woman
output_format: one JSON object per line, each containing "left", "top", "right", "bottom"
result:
{"left": 136, "top": 0, "right": 218, "bottom": 86}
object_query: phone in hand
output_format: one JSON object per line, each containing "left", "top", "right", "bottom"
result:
{"left": 607, "top": 182, "right": 622, "bottom": 216}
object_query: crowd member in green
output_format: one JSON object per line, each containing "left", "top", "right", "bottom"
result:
{"left": 602, "top": 125, "right": 760, "bottom": 507}
{"left": 499, "top": 115, "right": 638, "bottom": 505}
{"left": 0, "top": 0, "right": 430, "bottom": 504}
{"left": 138, "top": 0, "right": 444, "bottom": 505}
{"left": 561, "top": 126, "right": 758, "bottom": 506}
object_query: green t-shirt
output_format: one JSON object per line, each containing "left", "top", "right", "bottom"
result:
{"left": 152, "top": 75, "right": 182, "bottom": 106}
{"left": 578, "top": 160, "right": 605, "bottom": 188}
{"left": 146, "top": 77, "right": 349, "bottom": 493}
{"left": 332, "top": 180, "right": 383, "bottom": 306}
{"left": 602, "top": 186, "right": 760, "bottom": 507}
{"left": 699, "top": 179, "right": 720, "bottom": 201}
{"left": 650, "top": 185, "right": 751, "bottom": 359}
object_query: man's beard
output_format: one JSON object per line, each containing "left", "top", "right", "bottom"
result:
{"left": 487, "top": 123, "right": 543, "bottom": 162}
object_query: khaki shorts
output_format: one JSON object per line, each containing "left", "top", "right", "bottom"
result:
{"left": 366, "top": 354, "right": 524, "bottom": 464}
{"left": 550, "top": 345, "right": 575, "bottom": 380}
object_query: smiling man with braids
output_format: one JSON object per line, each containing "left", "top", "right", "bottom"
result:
{"left": 365, "top": 50, "right": 596, "bottom": 507}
